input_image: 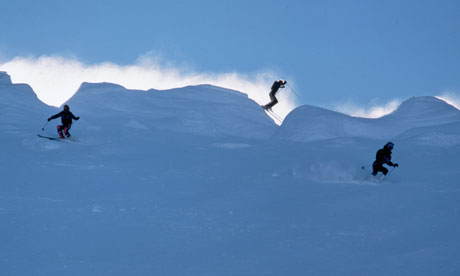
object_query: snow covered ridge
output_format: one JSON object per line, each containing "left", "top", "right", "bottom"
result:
{"left": 0, "top": 72, "right": 276, "bottom": 139}
{"left": 64, "top": 82, "right": 277, "bottom": 139}
{"left": 276, "top": 96, "right": 460, "bottom": 145}
{"left": 0, "top": 72, "right": 48, "bottom": 108}
{"left": 2, "top": 69, "right": 459, "bottom": 145}
{"left": 0, "top": 72, "right": 53, "bottom": 136}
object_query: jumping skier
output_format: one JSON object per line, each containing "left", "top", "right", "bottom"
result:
{"left": 372, "top": 142, "right": 399, "bottom": 176}
{"left": 47, "top": 104, "right": 80, "bottom": 138}
{"left": 262, "top": 79, "right": 287, "bottom": 110}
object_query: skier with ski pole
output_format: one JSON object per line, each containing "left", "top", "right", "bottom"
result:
{"left": 46, "top": 104, "right": 80, "bottom": 139}
{"left": 286, "top": 83, "right": 301, "bottom": 99}
{"left": 262, "top": 79, "right": 287, "bottom": 111}
{"left": 41, "top": 121, "right": 49, "bottom": 131}
{"left": 371, "top": 142, "right": 399, "bottom": 177}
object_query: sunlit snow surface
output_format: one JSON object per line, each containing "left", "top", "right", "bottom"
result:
{"left": 1, "top": 72, "right": 459, "bottom": 276}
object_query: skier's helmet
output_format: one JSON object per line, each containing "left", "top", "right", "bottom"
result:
{"left": 64, "top": 105, "right": 69, "bottom": 111}
{"left": 385, "top": 142, "right": 394, "bottom": 149}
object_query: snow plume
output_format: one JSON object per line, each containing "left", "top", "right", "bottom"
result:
{"left": 334, "top": 98, "right": 401, "bottom": 118}
{"left": 436, "top": 92, "right": 460, "bottom": 110}
{"left": 0, "top": 54, "right": 297, "bottom": 118}
{"left": 294, "top": 161, "right": 368, "bottom": 185}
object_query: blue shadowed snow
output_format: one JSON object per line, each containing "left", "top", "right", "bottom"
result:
{"left": 1, "top": 72, "right": 460, "bottom": 276}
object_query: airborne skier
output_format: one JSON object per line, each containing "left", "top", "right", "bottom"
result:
{"left": 372, "top": 142, "right": 399, "bottom": 176}
{"left": 262, "top": 79, "right": 287, "bottom": 110}
{"left": 47, "top": 104, "right": 80, "bottom": 138}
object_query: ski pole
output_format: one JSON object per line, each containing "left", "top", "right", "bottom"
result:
{"left": 41, "top": 121, "right": 49, "bottom": 131}
{"left": 287, "top": 83, "right": 301, "bottom": 99}
{"left": 270, "top": 110, "right": 283, "bottom": 124}
{"left": 386, "top": 166, "right": 397, "bottom": 177}
{"left": 265, "top": 109, "right": 282, "bottom": 124}
{"left": 361, "top": 164, "right": 373, "bottom": 170}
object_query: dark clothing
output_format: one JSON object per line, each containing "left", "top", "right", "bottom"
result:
{"left": 263, "top": 80, "right": 286, "bottom": 110}
{"left": 49, "top": 110, "right": 78, "bottom": 127}
{"left": 372, "top": 163, "right": 389, "bottom": 176}
{"left": 264, "top": 91, "right": 279, "bottom": 110}
{"left": 57, "top": 124, "right": 72, "bottom": 138}
{"left": 372, "top": 147, "right": 394, "bottom": 176}
{"left": 271, "top": 80, "right": 285, "bottom": 93}
{"left": 48, "top": 109, "right": 79, "bottom": 138}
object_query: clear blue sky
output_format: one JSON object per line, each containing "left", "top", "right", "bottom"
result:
{"left": 1, "top": 0, "right": 459, "bottom": 107}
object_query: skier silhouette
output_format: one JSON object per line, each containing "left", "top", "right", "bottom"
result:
{"left": 372, "top": 142, "right": 399, "bottom": 176}
{"left": 48, "top": 105, "right": 80, "bottom": 138}
{"left": 262, "top": 79, "right": 287, "bottom": 110}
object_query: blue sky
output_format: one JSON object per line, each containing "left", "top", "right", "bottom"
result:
{"left": 1, "top": 0, "right": 459, "bottom": 113}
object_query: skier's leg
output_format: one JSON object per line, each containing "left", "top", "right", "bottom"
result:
{"left": 264, "top": 92, "right": 278, "bottom": 109}
{"left": 57, "top": 125, "right": 65, "bottom": 138}
{"left": 372, "top": 163, "right": 386, "bottom": 176}
{"left": 64, "top": 124, "right": 72, "bottom": 137}
{"left": 381, "top": 167, "right": 389, "bottom": 175}
{"left": 371, "top": 164, "right": 379, "bottom": 176}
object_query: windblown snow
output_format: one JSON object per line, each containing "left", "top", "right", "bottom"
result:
{"left": 1, "top": 71, "right": 459, "bottom": 276}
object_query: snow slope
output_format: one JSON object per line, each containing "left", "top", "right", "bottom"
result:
{"left": 276, "top": 96, "right": 460, "bottom": 145}
{"left": 1, "top": 71, "right": 460, "bottom": 276}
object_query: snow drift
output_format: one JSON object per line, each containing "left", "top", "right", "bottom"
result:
{"left": 65, "top": 82, "right": 277, "bottom": 140}
{"left": 276, "top": 96, "right": 460, "bottom": 145}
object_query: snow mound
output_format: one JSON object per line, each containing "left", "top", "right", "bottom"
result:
{"left": 384, "top": 96, "right": 460, "bottom": 126}
{"left": 0, "top": 72, "right": 53, "bottom": 136}
{"left": 276, "top": 96, "right": 460, "bottom": 144}
{"left": 273, "top": 105, "right": 379, "bottom": 141}
{"left": 65, "top": 82, "right": 276, "bottom": 139}
{"left": 395, "top": 121, "right": 460, "bottom": 147}
{"left": 0, "top": 71, "right": 12, "bottom": 85}
{"left": 0, "top": 71, "right": 44, "bottom": 107}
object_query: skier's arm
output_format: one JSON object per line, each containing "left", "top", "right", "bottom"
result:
{"left": 70, "top": 112, "right": 80, "bottom": 120}
{"left": 387, "top": 160, "right": 399, "bottom": 167}
{"left": 48, "top": 111, "right": 63, "bottom": 121}
{"left": 384, "top": 156, "right": 394, "bottom": 166}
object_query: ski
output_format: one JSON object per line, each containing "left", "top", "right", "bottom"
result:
{"left": 269, "top": 110, "right": 283, "bottom": 123}
{"left": 266, "top": 110, "right": 282, "bottom": 124}
{"left": 261, "top": 106, "right": 283, "bottom": 124}
{"left": 37, "top": 134, "right": 66, "bottom": 141}
{"left": 37, "top": 134, "right": 71, "bottom": 142}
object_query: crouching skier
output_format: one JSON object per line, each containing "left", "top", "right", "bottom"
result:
{"left": 48, "top": 104, "right": 80, "bottom": 138}
{"left": 262, "top": 79, "right": 287, "bottom": 110}
{"left": 372, "top": 142, "right": 399, "bottom": 176}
